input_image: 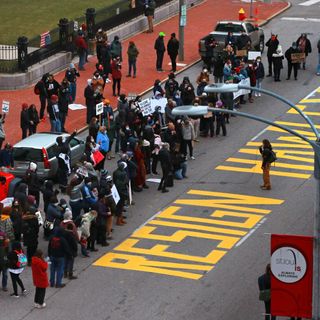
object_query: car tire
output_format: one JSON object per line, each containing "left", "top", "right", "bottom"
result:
{"left": 258, "top": 38, "right": 264, "bottom": 53}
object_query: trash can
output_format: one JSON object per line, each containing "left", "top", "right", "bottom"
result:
{"left": 17, "top": 36, "right": 28, "bottom": 72}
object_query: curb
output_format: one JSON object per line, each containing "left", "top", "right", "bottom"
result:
{"left": 259, "top": 1, "right": 292, "bottom": 27}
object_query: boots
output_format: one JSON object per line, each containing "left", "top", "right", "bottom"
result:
{"left": 64, "top": 271, "right": 68, "bottom": 278}
{"left": 116, "top": 216, "right": 125, "bottom": 226}
{"left": 68, "top": 272, "right": 78, "bottom": 280}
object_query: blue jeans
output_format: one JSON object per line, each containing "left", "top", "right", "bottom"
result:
{"left": 79, "top": 52, "right": 86, "bottom": 70}
{"left": 174, "top": 162, "right": 187, "bottom": 179}
{"left": 50, "top": 256, "right": 65, "bottom": 287}
{"left": 70, "top": 200, "right": 84, "bottom": 220}
{"left": 1, "top": 268, "right": 8, "bottom": 289}
{"left": 256, "top": 78, "right": 263, "bottom": 90}
{"left": 317, "top": 53, "right": 320, "bottom": 74}
{"left": 128, "top": 59, "right": 137, "bottom": 76}
{"left": 50, "top": 119, "right": 61, "bottom": 133}
{"left": 69, "top": 82, "right": 76, "bottom": 102}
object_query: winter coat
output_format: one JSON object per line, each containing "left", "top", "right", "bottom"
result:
{"left": 58, "top": 85, "right": 71, "bottom": 114}
{"left": 96, "top": 131, "right": 109, "bottom": 152}
{"left": 254, "top": 61, "right": 265, "bottom": 79}
{"left": 65, "top": 68, "right": 80, "bottom": 83}
{"left": 14, "top": 183, "right": 28, "bottom": 210}
{"left": 60, "top": 220, "right": 79, "bottom": 241}
{"left": 62, "top": 229, "right": 78, "bottom": 257}
{"left": 113, "top": 167, "right": 129, "bottom": 196}
{"left": 7, "top": 249, "right": 25, "bottom": 271}
{"left": 111, "top": 60, "right": 122, "bottom": 80}
{"left": 48, "top": 228, "right": 72, "bottom": 258}
{"left": 25, "top": 169, "right": 40, "bottom": 194}
{"left": 47, "top": 102, "right": 60, "bottom": 121}
{"left": 296, "top": 36, "right": 312, "bottom": 56}
{"left": 167, "top": 38, "right": 179, "bottom": 56}
{"left": 46, "top": 80, "right": 60, "bottom": 98}
{"left": 237, "top": 34, "right": 250, "bottom": 50}
{"left": 97, "top": 200, "right": 110, "bottom": 226}
{"left": 154, "top": 37, "right": 166, "bottom": 53}
{"left": 181, "top": 123, "right": 195, "bottom": 141}
{"left": 46, "top": 203, "right": 63, "bottom": 223}
{"left": 266, "top": 38, "right": 279, "bottom": 58}
{"left": 21, "top": 214, "right": 39, "bottom": 247}
{"left": 34, "top": 79, "right": 48, "bottom": 98}
{"left": 31, "top": 256, "right": 49, "bottom": 288}
{"left": 220, "top": 92, "right": 234, "bottom": 110}
{"left": 110, "top": 40, "right": 122, "bottom": 61}
{"left": 20, "top": 110, "right": 30, "bottom": 130}
{"left": 285, "top": 47, "right": 301, "bottom": 63}
{"left": 213, "top": 57, "right": 224, "bottom": 77}
{"left": 272, "top": 53, "right": 284, "bottom": 69}
{"left": 127, "top": 44, "right": 139, "bottom": 61}
{"left": 0, "top": 217, "right": 14, "bottom": 241}
{"left": 158, "top": 148, "right": 172, "bottom": 172}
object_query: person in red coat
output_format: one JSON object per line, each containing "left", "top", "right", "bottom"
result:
{"left": 31, "top": 249, "right": 49, "bottom": 308}
{"left": 111, "top": 56, "right": 122, "bottom": 96}
{"left": 134, "top": 142, "right": 148, "bottom": 190}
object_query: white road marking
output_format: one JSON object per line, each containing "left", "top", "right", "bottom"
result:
{"left": 281, "top": 17, "right": 320, "bottom": 22}
{"left": 235, "top": 218, "right": 267, "bottom": 247}
{"left": 299, "top": 0, "right": 320, "bottom": 6}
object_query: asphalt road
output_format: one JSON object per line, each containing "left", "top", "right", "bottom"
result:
{"left": 1, "top": 1, "right": 320, "bottom": 319}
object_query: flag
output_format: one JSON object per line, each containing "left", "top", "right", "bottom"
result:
{"left": 40, "top": 31, "right": 51, "bottom": 48}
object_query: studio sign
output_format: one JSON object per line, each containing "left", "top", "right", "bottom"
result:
{"left": 271, "top": 246, "right": 307, "bottom": 283}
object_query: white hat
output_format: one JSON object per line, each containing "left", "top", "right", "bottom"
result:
{"left": 87, "top": 79, "right": 92, "bottom": 86}
{"left": 29, "top": 162, "right": 37, "bottom": 171}
{"left": 143, "top": 139, "right": 150, "bottom": 147}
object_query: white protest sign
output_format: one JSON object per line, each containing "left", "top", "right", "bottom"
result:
{"left": 0, "top": 197, "right": 14, "bottom": 207}
{"left": 248, "top": 51, "right": 261, "bottom": 61}
{"left": 111, "top": 185, "right": 120, "bottom": 204}
{"left": 68, "top": 104, "right": 86, "bottom": 111}
{"left": 96, "top": 102, "right": 104, "bottom": 116}
{"left": 150, "top": 97, "right": 167, "bottom": 113}
{"left": 76, "top": 166, "right": 89, "bottom": 177}
{"left": 2, "top": 101, "right": 9, "bottom": 113}
{"left": 138, "top": 98, "right": 153, "bottom": 116}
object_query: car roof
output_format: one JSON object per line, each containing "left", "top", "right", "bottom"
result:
{"left": 217, "top": 21, "right": 246, "bottom": 25}
{"left": 13, "top": 132, "right": 70, "bottom": 149}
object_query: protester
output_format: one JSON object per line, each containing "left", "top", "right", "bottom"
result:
{"left": 7, "top": 241, "right": 27, "bottom": 297}
{"left": 20, "top": 103, "right": 30, "bottom": 139}
{"left": 296, "top": 33, "right": 312, "bottom": 70}
{"left": 154, "top": 32, "right": 166, "bottom": 72}
{"left": 265, "top": 34, "right": 279, "bottom": 77}
{"left": 110, "top": 35, "right": 123, "bottom": 62}
{"left": 58, "top": 78, "right": 71, "bottom": 132}
{"left": 167, "top": 33, "right": 180, "bottom": 72}
{"left": 45, "top": 74, "right": 60, "bottom": 99}
{"left": 31, "top": 249, "right": 49, "bottom": 308}
{"left": 127, "top": 41, "right": 139, "bottom": 78}
{"left": 65, "top": 63, "right": 80, "bottom": 103}
{"left": 0, "top": 230, "right": 9, "bottom": 292}
{"left": 144, "top": 0, "right": 156, "bottom": 33}
{"left": 272, "top": 45, "right": 284, "bottom": 82}
{"left": 75, "top": 31, "right": 88, "bottom": 70}
{"left": 259, "top": 139, "right": 274, "bottom": 190}
{"left": 111, "top": 56, "right": 122, "bottom": 97}
{"left": 158, "top": 142, "right": 172, "bottom": 193}
{"left": 0, "top": 113, "right": 6, "bottom": 149}
{"left": 47, "top": 95, "right": 61, "bottom": 133}
{"left": 34, "top": 74, "right": 48, "bottom": 120}
{"left": 254, "top": 56, "right": 265, "bottom": 95}
{"left": 215, "top": 100, "right": 227, "bottom": 137}
{"left": 285, "top": 42, "right": 300, "bottom": 80}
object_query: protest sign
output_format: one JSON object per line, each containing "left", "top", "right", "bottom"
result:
{"left": 291, "top": 52, "right": 305, "bottom": 64}
{"left": 2, "top": 101, "right": 9, "bottom": 113}
{"left": 138, "top": 99, "right": 153, "bottom": 116}
{"left": 150, "top": 97, "right": 167, "bottom": 113}
{"left": 68, "top": 104, "right": 86, "bottom": 111}
{"left": 236, "top": 49, "right": 247, "bottom": 57}
{"left": 111, "top": 185, "right": 120, "bottom": 204}
{"left": 248, "top": 51, "right": 261, "bottom": 61}
{"left": 96, "top": 102, "right": 104, "bottom": 116}
{"left": 233, "top": 78, "right": 250, "bottom": 100}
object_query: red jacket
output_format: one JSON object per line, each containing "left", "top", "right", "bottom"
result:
{"left": 111, "top": 60, "right": 122, "bottom": 80}
{"left": 31, "top": 257, "right": 49, "bottom": 288}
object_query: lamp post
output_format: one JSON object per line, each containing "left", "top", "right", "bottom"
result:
{"left": 172, "top": 83, "right": 320, "bottom": 320}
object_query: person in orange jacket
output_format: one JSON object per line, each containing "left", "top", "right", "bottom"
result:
{"left": 31, "top": 249, "right": 49, "bottom": 308}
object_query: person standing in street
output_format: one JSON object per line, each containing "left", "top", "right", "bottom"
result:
{"left": 317, "top": 37, "right": 320, "bottom": 76}
{"left": 58, "top": 78, "right": 71, "bottom": 133}
{"left": 258, "top": 264, "right": 276, "bottom": 320}
{"left": 272, "top": 45, "right": 284, "bottom": 82}
{"left": 259, "top": 139, "right": 274, "bottom": 190}
{"left": 154, "top": 32, "right": 166, "bottom": 72}
{"left": 127, "top": 41, "right": 139, "bottom": 78}
{"left": 285, "top": 42, "right": 300, "bottom": 80}
{"left": 167, "top": 33, "right": 179, "bottom": 72}
{"left": 34, "top": 74, "right": 48, "bottom": 120}
{"left": 254, "top": 56, "right": 265, "bottom": 96}
{"left": 47, "top": 95, "right": 61, "bottom": 133}
{"left": 20, "top": 103, "right": 30, "bottom": 140}
{"left": 296, "top": 33, "right": 312, "bottom": 70}
{"left": 265, "top": 34, "right": 279, "bottom": 77}
{"left": 84, "top": 79, "right": 95, "bottom": 124}
{"left": 158, "top": 142, "right": 172, "bottom": 193}
{"left": 0, "top": 113, "right": 6, "bottom": 149}
{"left": 31, "top": 249, "right": 49, "bottom": 308}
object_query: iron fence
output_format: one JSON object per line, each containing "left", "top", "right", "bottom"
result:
{"left": 0, "top": 0, "right": 173, "bottom": 73}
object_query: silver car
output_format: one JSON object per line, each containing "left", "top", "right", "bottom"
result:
{"left": 9, "top": 132, "right": 85, "bottom": 180}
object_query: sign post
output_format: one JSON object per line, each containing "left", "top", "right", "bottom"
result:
{"left": 178, "top": 0, "right": 186, "bottom": 61}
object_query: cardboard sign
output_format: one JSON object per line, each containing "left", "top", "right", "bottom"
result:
{"left": 236, "top": 49, "right": 247, "bottom": 57}
{"left": 2, "top": 101, "right": 9, "bottom": 113}
{"left": 111, "top": 185, "right": 120, "bottom": 205}
{"left": 138, "top": 99, "right": 153, "bottom": 116}
{"left": 96, "top": 102, "right": 104, "bottom": 116}
{"left": 291, "top": 52, "right": 305, "bottom": 63}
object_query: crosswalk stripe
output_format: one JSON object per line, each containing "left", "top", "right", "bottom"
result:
{"left": 298, "top": 0, "right": 320, "bottom": 6}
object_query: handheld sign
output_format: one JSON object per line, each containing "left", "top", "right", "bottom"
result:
{"left": 2, "top": 101, "right": 9, "bottom": 113}
{"left": 138, "top": 99, "right": 152, "bottom": 116}
{"left": 96, "top": 102, "right": 104, "bottom": 116}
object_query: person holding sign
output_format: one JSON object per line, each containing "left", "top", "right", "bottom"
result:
{"left": 296, "top": 33, "right": 312, "bottom": 70}
{"left": 285, "top": 42, "right": 300, "bottom": 81}
{"left": 0, "top": 113, "right": 6, "bottom": 149}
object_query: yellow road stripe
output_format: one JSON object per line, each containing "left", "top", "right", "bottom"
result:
{"left": 247, "top": 141, "right": 312, "bottom": 149}
{"left": 148, "top": 219, "right": 247, "bottom": 236}
{"left": 275, "top": 121, "right": 320, "bottom": 128}
{"left": 114, "top": 239, "right": 226, "bottom": 264}
{"left": 266, "top": 126, "right": 316, "bottom": 137}
{"left": 300, "top": 99, "right": 320, "bottom": 103}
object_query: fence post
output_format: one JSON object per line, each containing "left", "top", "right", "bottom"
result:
{"left": 59, "top": 18, "right": 69, "bottom": 50}
{"left": 17, "top": 36, "right": 28, "bottom": 72}
{"left": 86, "top": 8, "right": 96, "bottom": 40}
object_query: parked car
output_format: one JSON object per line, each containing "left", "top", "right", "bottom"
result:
{"left": 8, "top": 133, "right": 85, "bottom": 180}
{"left": 199, "top": 20, "right": 265, "bottom": 62}
{"left": 0, "top": 171, "right": 21, "bottom": 202}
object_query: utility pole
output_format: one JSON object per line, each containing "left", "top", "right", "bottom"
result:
{"left": 178, "top": 0, "right": 186, "bottom": 61}
{"left": 249, "top": 0, "right": 253, "bottom": 18}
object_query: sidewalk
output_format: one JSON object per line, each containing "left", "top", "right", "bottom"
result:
{"left": 0, "top": 0, "right": 289, "bottom": 145}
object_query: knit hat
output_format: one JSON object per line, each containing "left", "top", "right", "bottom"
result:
{"left": 22, "top": 103, "right": 28, "bottom": 110}
{"left": 64, "top": 208, "right": 72, "bottom": 220}
{"left": 69, "top": 63, "right": 75, "bottom": 69}
{"left": 159, "top": 32, "right": 165, "bottom": 37}
{"left": 29, "top": 162, "right": 37, "bottom": 172}
{"left": 216, "top": 100, "right": 223, "bottom": 108}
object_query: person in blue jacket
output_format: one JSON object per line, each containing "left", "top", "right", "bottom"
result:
{"left": 96, "top": 126, "right": 109, "bottom": 171}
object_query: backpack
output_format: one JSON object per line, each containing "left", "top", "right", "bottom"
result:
{"left": 267, "top": 150, "right": 277, "bottom": 164}
{"left": 15, "top": 250, "right": 27, "bottom": 268}
{"left": 34, "top": 83, "right": 40, "bottom": 95}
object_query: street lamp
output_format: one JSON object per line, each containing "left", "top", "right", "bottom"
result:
{"left": 172, "top": 84, "right": 320, "bottom": 320}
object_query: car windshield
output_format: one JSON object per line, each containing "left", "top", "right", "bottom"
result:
{"left": 215, "top": 23, "right": 245, "bottom": 33}
{"left": 13, "top": 148, "right": 43, "bottom": 162}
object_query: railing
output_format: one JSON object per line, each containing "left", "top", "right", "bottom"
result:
{"left": 0, "top": 0, "right": 174, "bottom": 74}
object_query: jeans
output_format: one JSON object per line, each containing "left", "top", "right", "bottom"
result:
{"left": 10, "top": 272, "right": 25, "bottom": 296}
{"left": 79, "top": 52, "right": 86, "bottom": 70}
{"left": 256, "top": 78, "right": 263, "bottom": 90}
{"left": 60, "top": 112, "right": 67, "bottom": 132}
{"left": 64, "top": 256, "right": 74, "bottom": 274}
{"left": 156, "top": 51, "right": 164, "bottom": 70}
{"left": 0, "top": 268, "right": 8, "bottom": 289}
{"left": 174, "top": 162, "right": 187, "bottom": 179}
{"left": 50, "top": 119, "right": 61, "bottom": 133}
{"left": 69, "top": 82, "right": 76, "bottom": 103}
{"left": 317, "top": 53, "right": 320, "bottom": 74}
{"left": 34, "top": 287, "right": 46, "bottom": 305}
{"left": 128, "top": 59, "right": 137, "bottom": 76}
{"left": 50, "top": 256, "right": 65, "bottom": 287}
{"left": 70, "top": 200, "right": 84, "bottom": 220}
